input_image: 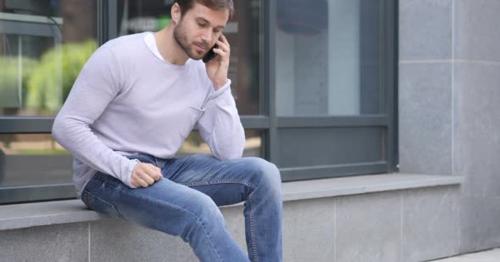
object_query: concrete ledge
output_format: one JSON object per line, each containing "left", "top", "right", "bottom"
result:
{"left": 0, "top": 199, "right": 103, "bottom": 231}
{"left": 282, "top": 173, "right": 463, "bottom": 201}
{"left": 0, "top": 173, "right": 463, "bottom": 231}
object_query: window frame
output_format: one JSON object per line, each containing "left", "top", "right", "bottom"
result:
{"left": 264, "top": 0, "right": 398, "bottom": 181}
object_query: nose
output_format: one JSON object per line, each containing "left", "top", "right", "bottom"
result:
{"left": 200, "top": 28, "right": 213, "bottom": 45}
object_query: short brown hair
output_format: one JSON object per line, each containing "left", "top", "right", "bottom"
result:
{"left": 175, "top": 0, "right": 234, "bottom": 18}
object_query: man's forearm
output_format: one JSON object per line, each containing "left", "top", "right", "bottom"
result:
{"left": 198, "top": 83, "right": 245, "bottom": 160}
{"left": 52, "top": 114, "right": 138, "bottom": 187}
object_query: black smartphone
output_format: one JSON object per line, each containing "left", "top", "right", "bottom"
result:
{"left": 202, "top": 44, "right": 218, "bottom": 63}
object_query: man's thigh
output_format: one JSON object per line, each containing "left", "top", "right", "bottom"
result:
{"left": 163, "top": 154, "right": 278, "bottom": 206}
{"left": 82, "top": 172, "right": 220, "bottom": 235}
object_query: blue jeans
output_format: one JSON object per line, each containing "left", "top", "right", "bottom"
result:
{"left": 81, "top": 153, "right": 283, "bottom": 262}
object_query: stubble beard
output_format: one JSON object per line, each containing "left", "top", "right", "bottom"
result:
{"left": 173, "top": 22, "right": 204, "bottom": 60}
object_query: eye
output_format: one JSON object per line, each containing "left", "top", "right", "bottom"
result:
{"left": 197, "top": 21, "right": 208, "bottom": 27}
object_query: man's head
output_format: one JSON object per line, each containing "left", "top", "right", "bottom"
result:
{"left": 170, "top": 0, "right": 234, "bottom": 60}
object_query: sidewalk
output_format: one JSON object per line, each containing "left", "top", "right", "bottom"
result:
{"left": 431, "top": 248, "right": 500, "bottom": 262}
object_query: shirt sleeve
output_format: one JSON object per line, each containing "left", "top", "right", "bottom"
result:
{"left": 195, "top": 79, "right": 246, "bottom": 160}
{"left": 52, "top": 45, "right": 139, "bottom": 188}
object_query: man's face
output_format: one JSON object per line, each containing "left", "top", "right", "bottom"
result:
{"left": 173, "top": 3, "right": 229, "bottom": 60}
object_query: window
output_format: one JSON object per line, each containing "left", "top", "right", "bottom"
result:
{"left": 275, "top": 0, "right": 383, "bottom": 116}
{"left": 0, "top": 0, "right": 98, "bottom": 203}
{"left": 0, "top": 0, "right": 397, "bottom": 204}
{"left": 0, "top": 0, "right": 98, "bottom": 116}
{"left": 269, "top": 0, "right": 397, "bottom": 180}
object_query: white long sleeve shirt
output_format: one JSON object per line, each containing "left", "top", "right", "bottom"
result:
{"left": 52, "top": 32, "right": 245, "bottom": 196}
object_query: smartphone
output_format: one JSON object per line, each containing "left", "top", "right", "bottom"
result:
{"left": 202, "top": 44, "right": 218, "bottom": 63}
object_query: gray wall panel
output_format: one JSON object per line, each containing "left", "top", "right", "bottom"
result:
{"left": 277, "top": 127, "right": 384, "bottom": 168}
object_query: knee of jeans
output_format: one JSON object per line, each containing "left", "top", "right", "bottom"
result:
{"left": 245, "top": 157, "right": 282, "bottom": 196}
{"left": 187, "top": 191, "right": 224, "bottom": 225}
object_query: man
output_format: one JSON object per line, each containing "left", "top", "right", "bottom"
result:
{"left": 52, "top": 0, "right": 282, "bottom": 261}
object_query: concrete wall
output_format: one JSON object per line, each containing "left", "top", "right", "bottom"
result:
{"left": 399, "top": 0, "right": 500, "bottom": 253}
{"left": 0, "top": 185, "right": 460, "bottom": 262}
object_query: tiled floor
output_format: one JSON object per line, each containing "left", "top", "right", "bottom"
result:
{"left": 431, "top": 248, "right": 500, "bottom": 262}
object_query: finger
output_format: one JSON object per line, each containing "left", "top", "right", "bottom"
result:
{"left": 220, "top": 34, "right": 229, "bottom": 45}
{"left": 213, "top": 48, "right": 229, "bottom": 58}
{"left": 136, "top": 170, "right": 153, "bottom": 186}
{"left": 213, "top": 48, "right": 224, "bottom": 55}
{"left": 215, "top": 40, "right": 229, "bottom": 53}
{"left": 155, "top": 167, "right": 163, "bottom": 180}
{"left": 138, "top": 170, "right": 155, "bottom": 185}
{"left": 132, "top": 175, "right": 148, "bottom": 188}
{"left": 219, "top": 36, "right": 230, "bottom": 52}
{"left": 145, "top": 164, "right": 162, "bottom": 180}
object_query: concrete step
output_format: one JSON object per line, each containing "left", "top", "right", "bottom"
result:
{"left": 431, "top": 248, "right": 500, "bottom": 262}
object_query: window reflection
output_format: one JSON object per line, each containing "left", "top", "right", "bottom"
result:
{"left": 0, "top": 0, "right": 98, "bottom": 116}
{"left": 275, "top": 0, "right": 382, "bottom": 116}
{"left": 178, "top": 130, "right": 262, "bottom": 157}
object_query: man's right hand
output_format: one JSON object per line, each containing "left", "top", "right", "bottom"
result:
{"left": 131, "top": 162, "right": 162, "bottom": 188}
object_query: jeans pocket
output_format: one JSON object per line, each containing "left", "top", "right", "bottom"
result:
{"left": 81, "top": 190, "right": 122, "bottom": 218}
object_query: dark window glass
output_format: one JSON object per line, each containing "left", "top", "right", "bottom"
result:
{"left": 0, "top": 134, "right": 72, "bottom": 188}
{"left": 178, "top": 129, "right": 263, "bottom": 157}
{"left": 276, "top": 127, "right": 384, "bottom": 168}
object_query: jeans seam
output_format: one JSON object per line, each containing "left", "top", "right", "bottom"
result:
{"left": 246, "top": 174, "right": 267, "bottom": 262}
{"left": 195, "top": 216, "right": 223, "bottom": 262}
{"left": 185, "top": 180, "right": 256, "bottom": 188}
{"left": 186, "top": 179, "right": 258, "bottom": 261}
{"left": 128, "top": 192, "right": 224, "bottom": 262}
{"left": 248, "top": 201, "right": 259, "bottom": 262}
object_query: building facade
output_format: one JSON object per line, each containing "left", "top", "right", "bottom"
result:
{"left": 0, "top": 0, "right": 499, "bottom": 261}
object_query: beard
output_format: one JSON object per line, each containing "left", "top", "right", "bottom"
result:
{"left": 173, "top": 21, "right": 209, "bottom": 60}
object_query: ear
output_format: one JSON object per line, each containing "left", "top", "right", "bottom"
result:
{"left": 171, "top": 3, "right": 181, "bottom": 25}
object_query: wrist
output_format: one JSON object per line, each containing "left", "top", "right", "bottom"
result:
{"left": 213, "top": 78, "right": 228, "bottom": 90}
{"left": 127, "top": 159, "right": 140, "bottom": 188}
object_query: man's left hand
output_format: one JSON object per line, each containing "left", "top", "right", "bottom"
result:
{"left": 206, "top": 34, "right": 230, "bottom": 90}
